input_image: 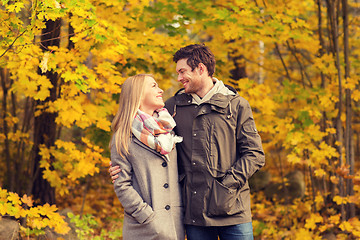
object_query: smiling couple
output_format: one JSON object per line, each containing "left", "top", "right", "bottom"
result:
{"left": 109, "top": 44, "right": 265, "bottom": 240}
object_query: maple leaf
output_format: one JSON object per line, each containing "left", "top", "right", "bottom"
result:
{"left": 0, "top": 203, "right": 7, "bottom": 215}
{"left": 0, "top": 188, "right": 8, "bottom": 201}
{"left": 340, "top": 221, "right": 353, "bottom": 232}
{"left": 294, "top": 228, "right": 313, "bottom": 239}
{"left": 6, "top": 2, "right": 25, "bottom": 12}
{"left": 7, "top": 192, "right": 21, "bottom": 206}
{"left": 336, "top": 165, "right": 351, "bottom": 178}
{"left": 333, "top": 196, "right": 348, "bottom": 205}
{"left": 304, "top": 213, "right": 323, "bottom": 230}
{"left": 21, "top": 194, "right": 33, "bottom": 207}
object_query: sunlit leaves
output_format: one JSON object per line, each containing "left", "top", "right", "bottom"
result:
{"left": 0, "top": 188, "right": 70, "bottom": 234}
{"left": 39, "top": 138, "right": 110, "bottom": 196}
{"left": 304, "top": 213, "right": 323, "bottom": 230}
{"left": 0, "top": 0, "right": 359, "bottom": 238}
{"left": 5, "top": 1, "right": 25, "bottom": 13}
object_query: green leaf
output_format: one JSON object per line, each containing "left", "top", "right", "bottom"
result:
{"left": 298, "top": 110, "right": 313, "bottom": 127}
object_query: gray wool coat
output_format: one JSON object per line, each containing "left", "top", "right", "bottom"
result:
{"left": 111, "top": 136, "right": 185, "bottom": 240}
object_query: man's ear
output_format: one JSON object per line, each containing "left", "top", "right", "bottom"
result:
{"left": 198, "top": 63, "right": 206, "bottom": 75}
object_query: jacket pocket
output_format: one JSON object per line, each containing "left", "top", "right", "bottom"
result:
{"left": 207, "top": 178, "right": 244, "bottom": 217}
{"left": 126, "top": 211, "right": 171, "bottom": 240}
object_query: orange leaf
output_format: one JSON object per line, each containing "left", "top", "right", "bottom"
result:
{"left": 21, "top": 194, "right": 33, "bottom": 207}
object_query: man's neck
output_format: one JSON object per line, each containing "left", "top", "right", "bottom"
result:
{"left": 196, "top": 77, "right": 216, "bottom": 98}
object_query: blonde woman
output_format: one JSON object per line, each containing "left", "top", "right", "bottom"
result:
{"left": 110, "top": 74, "right": 185, "bottom": 240}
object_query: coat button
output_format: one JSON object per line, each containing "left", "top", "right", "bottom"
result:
{"left": 165, "top": 205, "right": 170, "bottom": 210}
{"left": 163, "top": 183, "right": 169, "bottom": 188}
{"left": 162, "top": 162, "right": 167, "bottom": 167}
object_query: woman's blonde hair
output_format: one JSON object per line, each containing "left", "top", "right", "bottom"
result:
{"left": 110, "top": 74, "right": 153, "bottom": 157}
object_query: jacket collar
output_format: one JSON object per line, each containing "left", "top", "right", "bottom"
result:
{"left": 174, "top": 91, "right": 238, "bottom": 109}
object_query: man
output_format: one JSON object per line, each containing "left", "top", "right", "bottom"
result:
{"left": 110, "top": 44, "right": 265, "bottom": 239}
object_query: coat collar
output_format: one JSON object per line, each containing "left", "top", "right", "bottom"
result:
{"left": 132, "top": 137, "right": 169, "bottom": 161}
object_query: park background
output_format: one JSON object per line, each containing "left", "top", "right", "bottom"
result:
{"left": 0, "top": 0, "right": 359, "bottom": 239}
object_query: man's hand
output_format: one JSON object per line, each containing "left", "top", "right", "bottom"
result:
{"left": 109, "top": 162, "right": 120, "bottom": 183}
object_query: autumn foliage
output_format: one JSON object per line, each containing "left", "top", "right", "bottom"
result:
{"left": 0, "top": 0, "right": 359, "bottom": 239}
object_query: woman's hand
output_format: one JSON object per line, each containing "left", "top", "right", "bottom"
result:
{"left": 109, "top": 162, "right": 121, "bottom": 183}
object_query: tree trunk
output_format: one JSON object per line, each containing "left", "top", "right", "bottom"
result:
{"left": 326, "top": 0, "right": 345, "bottom": 220}
{"left": 0, "top": 68, "right": 15, "bottom": 192}
{"left": 316, "top": 0, "right": 333, "bottom": 202}
{"left": 30, "top": 19, "right": 62, "bottom": 205}
{"left": 342, "top": 0, "right": 355, "bottom": 219}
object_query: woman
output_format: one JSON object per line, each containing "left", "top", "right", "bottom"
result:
{"left": 110, "top": 74, "right": 185, "bottom": 240}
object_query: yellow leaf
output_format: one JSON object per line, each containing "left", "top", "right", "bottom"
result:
{"left": 7, "top": 192, "right": 21, "bottom": 205}
{"left": 352, "top": 89, "right": 360, "bottom": 102}
{"left": 25, "top": 207, "right": 40, "bottom": 218}
{"left": 6, "top": 2, "right": 25, "bottom": 12}
{"left": 304, "top": 213, "right": 323, "bottom": 230}
{"left": 96, "top": 117, "right": 111, "bottom": 131}
{"left": 333, "top": 195, "right": 347, "bottom": 205}
{"left": 29, "top": 218, "right": 46, "bottom": 229}
{"left": 294, "top": 228, "right": 313, "bottom": 240}
{"left": 0, "top": 203, "right": 7, "bottom": 215}
{"left": 287, "top": 153, "right": 301, "bottom": 164}
{"left": 340, "top": 221, "right": 353, "bottom": 232}
{"left": 315, "top": 195, "right": 324, "bottom": 210}
{"left": 314, "top": 169, "right": 326, "bottom": 177}
{"left": 0, "top": 188, "right": 8, "bottom": 200}
{"left": 343, "top": 77, "right": 359, "bottom": 90}
{"left": 330, "top": 176, "right": 339, "bottom": 184}
{"left": 328, "top": 214, "right": 341, "bottom": 225}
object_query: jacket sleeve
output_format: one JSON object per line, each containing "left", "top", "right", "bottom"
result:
{"left": 226, "top": 99, "right": 265, "bottom": 188}
{"left": 111, "top": 142, "right": 154, "bottom": 224}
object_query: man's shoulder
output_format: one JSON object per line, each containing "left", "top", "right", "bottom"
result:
{"left": 165, "top": 88, "right": 188, "bottom": 104}
{"left": 165, "top": 89, "right": 181, "bottom": 113}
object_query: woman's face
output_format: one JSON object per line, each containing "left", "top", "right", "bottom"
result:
{"left": 139, "top": 76, "right": 164, "bottom": 115}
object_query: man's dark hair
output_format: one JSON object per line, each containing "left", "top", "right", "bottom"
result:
{"left": 173, "top": 44, "right": 216, "bottom": 77}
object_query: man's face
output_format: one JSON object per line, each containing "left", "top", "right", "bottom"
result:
{"left": 176, "top": 58, "right": 202, "bottom": 95}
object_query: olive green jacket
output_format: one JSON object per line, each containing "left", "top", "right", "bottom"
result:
{"left": 165, "top": 80, "right": 265, "bottom": 226}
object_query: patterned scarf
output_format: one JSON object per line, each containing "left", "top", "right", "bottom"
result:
{"left": 132, "top": 108, "right": 183, "bottom": 156}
